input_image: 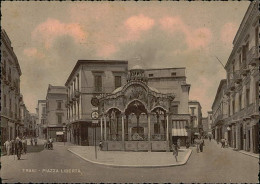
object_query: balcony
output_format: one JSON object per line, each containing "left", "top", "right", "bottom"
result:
{"left": 233, "top": 70, "right": 242, "bottom": 84}
{"left": 248, "top": 46, "right": 258, "bottom": 67}
{"left": 228, "top": 79, "right": 235, "bottom": 91}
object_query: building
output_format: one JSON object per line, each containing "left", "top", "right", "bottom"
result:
{"left": 65, "top": 60, "right": 192, "bottom": 151}
{"left": 36, "top": 100, "right": 47, "bottom": 139}
{"left": 65, "top": 60, "right": 129, "bottom": 146}
{"left": 212, "top": 1, "right": 259, "bottom": 154}
{"left": 202, "top": 117, "right": 209, "bottom": 137}
{"left": 188, "top": 100, "right": 203, "bottom": 138}
{"left": 1, "top": 29, "right": 22, "bottom": 144}
{"left": 207, "top": 111, "right": 213, "bottom": 136}
{"left": 211, "top": 80, "right": 228, "bottom": 143}
{"left": 46, "top": 85, "right": 67, "bottom": 141}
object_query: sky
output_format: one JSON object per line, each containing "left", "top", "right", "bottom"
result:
{"left": 1, "top": 1, "right": 250, "bottom": 116}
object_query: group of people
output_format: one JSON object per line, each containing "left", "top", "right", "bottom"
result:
{"left": 220, "top": 138, "right": 228, "bottom": 148}
{"left": 30, "top": 137, "right": 38, "bottom": 146}
{"left": 3, "top": 136, "right": 28, "bottom": 160}
{"left": 44, "top": 137, "right": 54, "bottom": 150}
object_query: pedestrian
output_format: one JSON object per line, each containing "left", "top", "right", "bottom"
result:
{"left": 221, "top": 138, "right": 225, "bottom": 148}
{"left": 22, "top": 137, "right": 27, "bottom": 154}
{"left": 172, "top": 144, "right": 178, "bottom": 162}
{"left": 200, "top": 138, "right": 205, "bottom": 152}
{"left": 4, "top": 139, "right": 11, "bottom": 156}
{"left": 195, "top": 138, "right": 200, "bottom": 153}
{"left": 15, "top": 137, "right": 23, "bottom": 160}
{"left": 30, "top": 137, "right": 33, "bottom": 146}
{"left": 177, "top": 138, "right": 181, "bottom": 149}
{"left": 34, "top": 137, "right": 37, "bottom": 146}
{"left": 209, "top": 136, "right": 211, "bottom": 142}
{"left": 10, "top": 139, "right": 15, "bottom": 155}
{"left": 99, "top": 140, "right": 103, "bottom": 151}
{"left": 224, "top": 139, "right": 228, "bottom": 148}
{"left": 43, "top": 139, "right": 48, "bottom": 149}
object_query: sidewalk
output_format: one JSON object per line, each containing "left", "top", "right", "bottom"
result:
{"left": 211, "top": 139, "right": 259, "bottom": 159}
{"left": 68, "top": 146, "right": 192, "bottom": 168}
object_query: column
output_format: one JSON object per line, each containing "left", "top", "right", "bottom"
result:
{"left": 166, "top": 113, "right": 169, "bottom": 141}
{"left": 100, "top": 116, "right": 103, "bottom": 141}
{"left": 122, "top": 113, "right": 125, "bottom": 141}
{"left": 109, "top": 115, "right": 111, "bottom": 140}
{"left": 148, "top": 113, "right": 151, "bottom": 141}
{"left": 104, "top": 115, "right": 107, "bottom": 141}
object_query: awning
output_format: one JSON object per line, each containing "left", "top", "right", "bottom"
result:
{"left": 56, "top": 131, "right": 64, "bottom": 135}
{"left": 172, "top": 120, "right": 188, "bottom": 136}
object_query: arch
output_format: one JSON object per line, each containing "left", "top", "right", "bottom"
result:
{"left": 151, "top": 105, "right": 168, "bottom": 114}
{"left": 106, "top": 107, "right": 122, "bottom": 116}
{"left": 124, "top": 99, "right": 149, "bottom": 115}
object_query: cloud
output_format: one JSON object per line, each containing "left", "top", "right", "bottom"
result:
{"left": 123, "top": 14, "right": 155, "bottom": 41}
{"left": 221, "top": 22, "right": 238, "bottom": 46}
{"left": 96, "top": 43, "right": 117, "bottom": 58}
{"left": 32, "top": 18, "right": 87, "bottom": 49}
{"left": 160, "top": 16, "right": 212, "bottom": 49}
{"left": 23, "top": 47, "right": 45, "bottom": 58}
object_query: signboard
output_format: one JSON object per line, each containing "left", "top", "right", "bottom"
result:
{"left": 91, "top": 111, "right": 99, "bottom": 120}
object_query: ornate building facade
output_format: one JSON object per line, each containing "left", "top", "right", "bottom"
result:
{"left": 65, "top": 60, "right": 191, "bottom": 151}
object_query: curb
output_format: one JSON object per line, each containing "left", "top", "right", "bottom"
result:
{"left": 67, "top": 148, "right": 192, "bottom": 168}
{"left": 238, "top": 151, "right": 259, "bottom": 159}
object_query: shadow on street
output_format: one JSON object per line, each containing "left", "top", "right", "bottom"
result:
{"left": 26, "top": 145, "right": 44, "bottom": 153}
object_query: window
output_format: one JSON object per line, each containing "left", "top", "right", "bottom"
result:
{"left": 94, "top": 75, "right": 102, "bottom": 92}
{"left": 114, "top": 76, "right": 122, "bottom": 89}
{"left": 171, "top": 72, "right": 176, "bottom": 76}
{"left": 239, "top": 54, "right": 242, "bottom": 67}
{"left": 255, "top": 26, "right": 259, "bottom": 47}
{"left": 246, "top": 88, "right": 250, "bottom": 106}
{"left": 171, "top": 105, "right": 178, "bottom": 114}
{"left": 57, "top": 101, "right": 62, "bottom": 109}
{"left": 42, "top": 107, "right": 46, "bottom": 114}
{"left": 9, "top": 98, "right": 12, "bottom": 111}
{"left": 148, "top": 74, "right": 154, "bottom": 77}
{"left": 256, "top": 82, "right": 259, "bottom": 102}
{"left": 154, "top": 123, "right": 160, "bottom": 134}
{"left": 232, "top": 100, "right": 235, "bottom": 114}
{"left": 57, "top": 114, "right": 62, "bottom": 124}
{"left": 239, "top": 94, "right": 242, "bottom": 110}
{"left": 3, "top": 95, "right": 6, "bottom": 107}
{"left": 190, "top": 107, "right": 195, "bottom": 116}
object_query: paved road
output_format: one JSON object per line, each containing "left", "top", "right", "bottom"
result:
{"left": 1, "top": 140, "right": 258, "bottom": 183}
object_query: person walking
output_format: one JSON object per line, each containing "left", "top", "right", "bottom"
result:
{"left": 22, "top": 137, "right": 27, "bottom": 154}
{"left": 177, "top": 138, "right": 181, "bottom": 149}
{"left": 199, "top": 138, "right": 205, "bottom": 152}
{"left": 10, "top": 139, "right": 15, "bottom": 155}
{"left": 34, "top": 137, "right": 37, "bottom": 146}
{"left": 172, "top": 144, "right": 179, "bottom": 162}
{"left": 99, "top": 140, "right": 103, "bottom": 151}
{"left": 4, "top": 140, "right": 11, "bottom": 156}
{"left": 15, "top": 137, "right": 23, "bottom": 160}
{"left": 221, "top": 138, "right": 225, "bottom": 148}
{"left": 209, "top": 136, "right": 211, "bottom": 142}
{"left": 30, "top": 137, "right": 33, "bottom": 146}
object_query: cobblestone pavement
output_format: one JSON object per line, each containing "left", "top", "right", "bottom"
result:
{"left": 1, "top": 140, "right": 258, "bottom": 183}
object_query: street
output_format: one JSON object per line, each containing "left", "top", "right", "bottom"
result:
{"left": 1, "top": 139, "right": 258, "bottom": 183}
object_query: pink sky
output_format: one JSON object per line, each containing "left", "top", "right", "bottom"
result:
{"left": 1, "top": 1, "right": 249, "bottom": 116}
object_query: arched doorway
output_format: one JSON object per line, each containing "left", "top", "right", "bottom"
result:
{"left": 107, "top": 108, "right": 122, "bottom": 141}
{"left": 125, "top": 100, "right": 148, "bottom": 141}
